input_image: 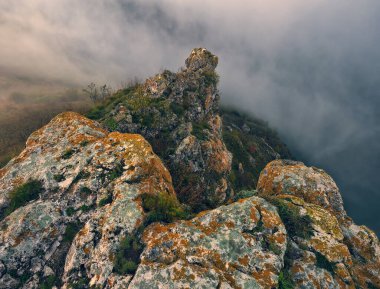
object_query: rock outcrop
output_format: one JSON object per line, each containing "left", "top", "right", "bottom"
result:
{"left": 91, "top": 48, "right": 232, "bottom": 211}
{"left": 129, "top": 196, "right": 287, "bottom": 289}
{"left": 257, "top": 160, "right": 380, "bottom": 289}
{"left": 0, "top": 49, "right": 378, "bottom": 289}
{"left": 0, "top": 112, "right": 176, "bottom": 288}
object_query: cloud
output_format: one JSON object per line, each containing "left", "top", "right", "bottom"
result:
{"left": 1, "top": 0, "right": 380, "bottom": 232}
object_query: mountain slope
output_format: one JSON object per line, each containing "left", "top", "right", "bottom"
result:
{"left": 0, "top": 48, "right": 378, "bottom": 289}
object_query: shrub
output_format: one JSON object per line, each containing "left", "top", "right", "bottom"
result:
{"left": 170, "top": 102, "right": 185, "bottom": 116}
{"left": 53, "top": 174, "right": 65, "bottom": 182}
{"left": 63, "top": 222, "right": 81, "bottom": 243}
{"left": 267, "top": 198, "right": 313, "bottom": 239}
{"left": 367, "top": 282, "right": 380, "bottom": 289}
{"left": 99, "top": 194, "right": 113, "bottom": 207}
{"left": 104, "top": 118, "right": 118, "bottom": 131}
{"left": 86, "top": 105, "right": 106, "bottom": 120}
{"left": 202, "top": 71, "right": 220, "bottom": 86}
{"left": 113, "top": 235, "right": 143, "bottom": 275}
{"left": 80, "top": 187, "right": 92, "bottom": 194}
{"left": 315, "top": 251, "right": 335, "bottom": 274}
{"left": 141, "top": 191, "right": 189, "bottom": 224}
{"left": 192, "top": 121, "right": 210, "bottom": 140}
{"left": 2, "top": 180, "right": 44, "bottom": 218}
{"left": 39, "top": 275, "right": 58, "bottom": 289}
{"left": 61, "top": 148, "right": 74, "bottom": 160}
{"left": 278, "top": 271, "right": 294, "bottom": 289}
{"left": 79, "top": 204, "right": 94, "bottom": 213}
{"left": 66, "top": 207, "right": 76, "bottom": 216}
{"left": 80, "top": 140, "right": 89, "bottom": 147}
{"left": 107, "top": 162, "right": 124, "bottom": 181}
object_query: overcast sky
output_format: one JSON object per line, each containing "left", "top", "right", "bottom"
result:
{"left": 1, "top": 0, "right": 379, "bottom": 233}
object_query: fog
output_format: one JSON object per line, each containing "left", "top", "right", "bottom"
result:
{"left": 1, "top": 0, "right": 379, "bottom": 233}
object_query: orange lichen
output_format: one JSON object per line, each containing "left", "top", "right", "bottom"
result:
{"left": 238, "top": 255, "right": 250, "bottom": 267}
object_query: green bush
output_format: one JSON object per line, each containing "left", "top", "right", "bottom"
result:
{"left": 63, "top": 222, "right": 81, "bottom": 243}
{"left": 107, "top": 162, "right": 124, "bottom": 181}
{"left": 202, "top": 71, "right": 220, "bottom": 86}
{"left": 267, "top": 198, "right": 313, "bottom": 239}
{"left": 68, "top": 277, "right": 89, "bottom": 289}
{"left": 61, "top": 148, "right": 74, "bottom": 160}
{"left": 39, "top": 275, "right": 58, "bottom": 289}
{"left": 66, "top": 207, "right": 76, "bottom": 216}
{"left": 170, "top": 102, "right": 185, "bottom": 116}
{"left": 278, "top": 271, "right": 294, "bottom": 289}
{"left": 141, "top": 191, "right": 189, "bottom": 224}
{"left": 86, "top": 105, "right": 106, "bottom": 120}
{"left": 192, "top": 121, "right": 211, "bottom": 140}
{"left": 104, "top": 118, "right": 118, "bottom": 130}
{"left": 114, "top": 235, "right": 143, "bottom": 275}
{"left": 98, "top": 194, "right": 113, "bottom": 207}
{"left": 367, "top": 282, "right": 380, "bottom": 289}
{"left": 79, "top": 204, "right": 94, "bottom": 213}
{"left": 315, "top": 251, "right": 335, "bottom": 274}
{"left": 80, "top": 187, "right": 92, "bottom": 194}
{"left": 2, "top": 180, "right": 44, "bottom": 218}
{"left": 53, "top": 174, "right": 65, "bottom": 182}
{"left": 80, "top": 140, "right": 89, "bottom": 147}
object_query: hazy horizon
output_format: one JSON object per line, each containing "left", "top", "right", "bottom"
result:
{"left": 1, "top": 0, "right": 379, "bottom": 233}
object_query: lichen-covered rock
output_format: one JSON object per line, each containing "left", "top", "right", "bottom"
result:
{"left": 257, "top": 160, "right": 346, "bottom": 219}
{"left": 258, "top": 160, "right": 380, "bottom": 289}
{"left": 128, "top": 196, "right": 287, "bottom": 289}
{"left": 273, "top": 195, "right": 355, "bottom": 288}
{"left": 342, "top": 223, "right": 380, "bottom": 288}
{"left": 92, "top": 48, "right": 233, "bottom": 211}
{"left": 0, "top": 112, "right": 175, "bottom": 288}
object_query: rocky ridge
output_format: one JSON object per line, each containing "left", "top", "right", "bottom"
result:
{"left": 0, "top": 49, "right": 378, "bottom": 289}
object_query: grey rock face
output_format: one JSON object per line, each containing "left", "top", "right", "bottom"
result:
{"left": 0, "top": 112, "right": 175, "bottom": 288}
{"left": 128, "top": 196, "right": 287, "bottom": 289}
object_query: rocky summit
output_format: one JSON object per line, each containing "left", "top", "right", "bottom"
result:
{"left": 0, "top": 49, "right": 378, "bottom": 289}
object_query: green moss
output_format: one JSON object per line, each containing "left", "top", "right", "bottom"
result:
{"left": 315, "top": 251, "right": 335, "bottom": 274}
{"left": 113, "top": 234, "right": 144, "bottom": 275}
{"left": 61, "top": 148, "right": 74, "bottom": 160}
{"left": 192, "top": 121, "right": 210, "bottom": 140}
{"left": 2, "top": 180, "right": 44, "bottom": 219}
{"left": 267, "top": 198, "right": 313, "bottom": 239}
{"left": 141, "top": 192, "right": 190, "bottom": 225}
{"left": 63, "top": 222, "right": 81, "bottom": 243}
